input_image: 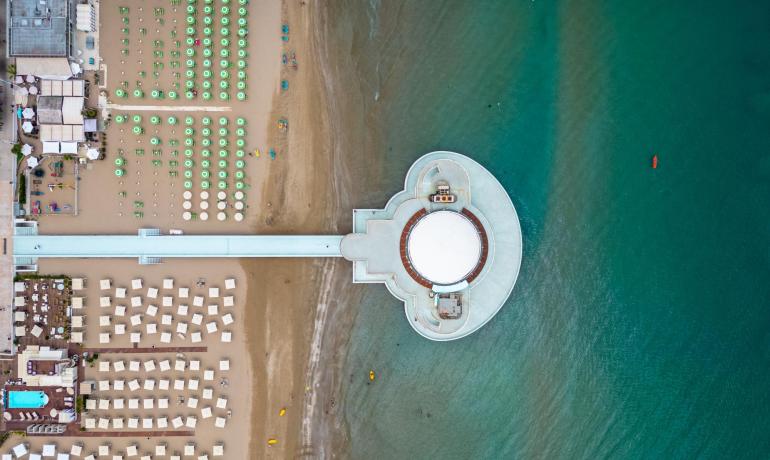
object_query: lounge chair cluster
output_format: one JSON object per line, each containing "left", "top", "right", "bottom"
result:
{"left": 5, "top": 441, "right": 224, "bottom": 459}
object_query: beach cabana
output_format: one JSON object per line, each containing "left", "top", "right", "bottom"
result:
{"left": 157, "top": 417, "right": 168, "bottom": 429}
{"left": 128, "top": 398, "right": 139, "bottom": 409}
{"left": 193, "top": 296, "right": 204, "bottom": 307}
{"left": 162, "top": 296, "right": 173, "bottom": 307}
{"left": 178, "top": 305, "right": 189, "bottom": 316}
{"left": 188, "top": 379, "right": 200, "bottom": 391}
{"left": 113, "top": 361, "right": 125, "bottom": 372}
{"left": 171, "top": 417, "right": 184, "bottom": 429}
{"left": 146, "top": 323, "right": 158, "bottom": 335}
{"left": 97, "top": 446, "right": 109, "bottom": 457}
{"left": 69, "top": 445, "right": 82, "bottom": 457}
{"left": 179, "top": 287, "right": 190, "bottom": 298}
{"left": 224, "top": 278, "right": 236, "bottom": 290}
{"left": 158, "top": 398, "right": 169, "bottom": 409}
{"left": 183, "top": 445, "right": 195, "bottom": 457}
{"left": 56, "top": 453, "right": 69, "bottom": 460}
{"left": 163, "top": 278, "right": 174, "bottom": 289}
{"left": 221, "top": 331, "right": 232, "bottom": 343}
{"left": 71, "top": 316, "right": 84, "bottom": 328}
{"left": 216, "top": 397, "right": 228, "bottom": 409}
{"left": 112, "top": 418, "right": 124, "bottom": 429}
{"left": 98, "top": 361, "right": 110, "bottom": 372}
{"left": 100, "top": 279, "right": 111, "bottom": 290}
{"left": 129, "top": 360, "right": 140, "bottom": 372}
{"left": 72, "top": 278, "right": 85, "bottom": 290}
{"left": 130, "top": 332, "right": 141, "bottom": 344}
{"left": 187, "top": 397, "right": 198, "bottom": 409}
{"left": 72, "top": 297, "right": 84, "bottom": 309}
{"left": 42, "top": 445, "right": 56, "bottom": 457}
{"left": 206, "top": 322, "right": 218, "bottom": 334}
{"left": 115, "top": 287, "right": 127, "bottom": 298}
{"left": 203, "top": 370, "right": 215, "bottom": 381}
{"left": 160, "top": 332, "right": 172, "bottom": 343}
{"left": 130, "top": 314, "right": 142, "bottom": 327}
{"left": 84, "top": 418, "right": 96, "bottom": 429}
{"left": 174, "top": 379, "right": 185, "bottom": 391}
{"left": 177, "top": 322, "right": 188, "bottom": 335}
{"left": 114, "top": 324, "right": 126, "bottom": 335}
{"left": 31, "top": 325, "right": 43, "bottom": 337}
{"left": 143, "top": 360, "right": 156, "bottom": 372}
{"left": 131, "top": 296, "right": 142, "bottom": 307}
{"left": 190, "top": 359, "right": 201, "bottom": 371}
{"left": 185, "top": 416, "right": 197, "bottom": 428}
{"left": 97, "top": 418, "right": 108, "bottom": 429}
{"left": 131, "top": 279, "right": 143, "bottom": 290}
{"left": 200, "top": 406, "right": 212, "bottom": 419}
{"left": 113, "top": 380, "right": 125, "bottom": 391}
{"left": 175, "top": 359, "right": 186, "bottom": 371}
{"left": 97, "top": 399, "right": 109, "bottom": 410}
{"left": 155, "top": 445, "right": 167, "bottom": 457}
{"left": 113, "top": 398, "right": 124, "bottom": 409}
{"left": 126, "top": 445, "right": 138, "bottom": 457}
{"left": 99, "top": 296, "right": 111, "bottom": 307}
{"left": 143, "top": 380, "right": 156, "bottom": 391}
{"left": 70, "top": 331, "right": 84, "bottom": 343}
{"left": 223, "top": 295, "right": 235, "bottom": 308}
{"left": 142, "top": 418, "right": 153, "bottom": 429}
{"left": 191, "top": 332, "right": 202, "bottom": 343}
{"left": 162, "top": 314, "right": 173, "bottom": 326}
{"left": 212, "top": 445, "right": 224, "bottom": 457}
{"left": 99, "top": 315, "right": 110, "bottom": 327}
{"left": 159, "top": 360, "right": 171, "bottom": 372}
{"left": 127, "top": 418, "right": 138, "bottom": 429}
{"left": 192, "top": 313, "right": 203, "bottom": 325}
{"left": 14, "top": 326, "right": 25, "bottom": 337}
{"left": 208, "top": 287, "right": 220, "bottom": 298}
{"left": 202, "top": 388, "right": 213, "bottom": 400}
{"left": 98, "top": 380, "right": 110, "bottom": 391}
{"left": 115, "top": 305, "right": 126, "bottom": 316}
{"left": 147, "top": 287, "right": 158, "bottom": 299}
{"left": 158, "top": 379, "right": 170, "bottom": 391}
{"left": 146, "top": 305, "right": 158, "bottom": 317}
{"left": 85, "top": 399, "right": 96, "bottom": 411}
{"left": 219, "top": 359, "right": 230, "bottom": 371}
{"left": 222, "top": 313, "right": 234, "bottom": 326}
{"left": 214, "top": 416, "right": 226, "bottom": 428}
{"left": 99, "top": 333, "right": 110, "bottom": 344}
{"left": 208, "top": 304, "right": 218, "bottom": 315}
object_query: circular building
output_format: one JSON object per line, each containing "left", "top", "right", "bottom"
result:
{"left": 341, "top": 151, "right": 522, "bottom": 341}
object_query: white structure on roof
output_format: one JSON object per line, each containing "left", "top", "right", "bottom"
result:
{"left": 40, "top": 79, "right": 85, "bottom": 97}
{"left": 17, "top": 346, "right": 77, "bottom": 387}
{"left": 76, "top": 4, "right": 96, "bottom": 32}
{"left": 340, "top": 151, "right": 523, "bottom": 341}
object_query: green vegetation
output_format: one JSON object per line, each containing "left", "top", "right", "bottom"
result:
{"left": 11, "top": 143, "right": 23, "bottom": 162}
{"left": 7, "top": 64, "right": 16, "bottom": 78}
{"left": 76, "top": 395, "right": 86, "bottom": 413}
{"left": 18, "top": 174, "right": 26, "bottom": 206}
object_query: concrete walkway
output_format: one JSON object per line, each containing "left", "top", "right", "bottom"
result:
{"left": 107, "top": 104, "right": 232, "bottom": 112}
{"left": 14, "top": 234, "right": 344, "bottom": 258}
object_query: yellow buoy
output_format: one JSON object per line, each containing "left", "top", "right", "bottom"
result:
{"left": 279, "top": 408, "right": 286, "bottom": 417}
{"left": 369, "top": 370, "right": 375, "bottom": 381}
{"left": 267, "top": 438, "right": 278, "bottom": 446}
{"left": 254, "top": 148, "right": 260, "bottom": 157}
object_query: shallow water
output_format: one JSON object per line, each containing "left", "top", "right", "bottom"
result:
{"left": 322, "top": 0, "right": 770, "bottom": 457}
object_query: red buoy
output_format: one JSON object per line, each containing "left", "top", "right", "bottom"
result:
{"left": 652, "top": 154, "right": 658, "bottom": 169}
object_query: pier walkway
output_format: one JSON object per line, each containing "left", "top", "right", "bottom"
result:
{"left": 13, "top": 234, "right": 344, "bottom": 260}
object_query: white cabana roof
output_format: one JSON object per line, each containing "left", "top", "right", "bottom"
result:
{"left": 60, "top": 142, "right": 78, "bottom": 154}
{"left": 62, "top": 97, "right": 84, "bottom": 125}
{"left": 41, "top": 79, "right": 85, "bottom": 97}
{"left": 42, "top": 141, "right": 60, "bottom": 154}
{"left": 15, "top": 58, "right": 73, "bottom": 80}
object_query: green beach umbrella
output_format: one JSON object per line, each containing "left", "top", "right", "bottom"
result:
{"left": 201, "top": 180, "right": 210, "bottom": 189}
{"left": 133, "top": 89, "right": 144, "bottom": 98}
{"left": 221, "top": 6, "right": 230, "bottom": 14}
{"left": 236, "top": 91, "right": 247, "bottom": 100}
{"left": 203, "top": 48, "right": 213, "bottom": 58}
{"left": 219, "top": 149, "right": 228, "bottom": 157}
{"left": 184, "top": 149, "right": 194, "bottom": 157}
{"left": 150, "top": 137, "right": 161, "bottom": 145}
{"left": 218, "top": 160, "right": 228, "bottom": 169}
{"left": 236, "top": 81, "right": 246, "bottom": 90}
{"left": 203, "top": 37, "right": 213, "bottom": 47}
{"left": 186, "top": 59, "right": 195, "bottom": 68}
{"left": 219, "top": 117, "right": 228, "bottom": 126}
{"left": 132, "top": 126, "right": 143, "bottom": 135}
{"left": 186, "top": 48, "right": 195, "bottom": 57}
{"left": 203, "top": 59, "right": 212, "bottom": 67}
{"left": 168, "top": 90, "right": 179, "bottom": 99}
{"left": 115, "top": 89, "right": 127, "bottom": 98}
{"left": 221, "top": 17, "right": 230, "bottom": 26}
{"left": 237, "top": 38, "right": 247, "bottom": 48}
{"left": 236, "top": 127, "right": 245, "bottom": 137}
{"left": 202, "top": 117, "right": 212, "bottom": 126}
{"left": 237, "top": 49, "right": 247, "bottom": 58}
{"left": 237, "top": 59, "right": 247, "bottom": 69}
{"left": 168, "top": 116, "right": 178, "bottom": 125}
{"left": 220, "top": 69, "right": 230, "bottom": 79}
{"left": 218, "top": 180, "right": 228, "bottom": 189}
{"left": 201, "top": 159, "right": 211, "bottom": 168}
{"left": 235, "top": 170, "right": 245, "bottom": 180}
{"left": 202, "top": 80, "right": 212, "bottom": 90}
{"left": 185, "top": 127, "right": 195, "bottom": 136}
{"left": 184, "top": 159, "right": 195, "bottom": 168}
{"left": 219, "top": 138, "right": 228, "bottom": 147}
{"left": 184, "top": 170, "right": 193, "bottom": 179}
{"left": 218, "top": 171, "right": 228, "bottom": 179}
{"left": 202, "top": 138, "right": 211, "bottom": 147}
{"left": 201, "top": 149, "right": 212, "bottom": 157}
{"left": 220, "top": 49, "right": 231, "bottom": 58}
{"left": 186, "top": 37, "right": 195, "bottom": 46}
{"left": 115, "top": 168, "right": 125, "bottom": 177}
{"left": 151, "top": 89, "right": 163, "bottom": 99}
{"left": 204, "top": 5, "right": 213, "bottom": 14}
{"left": 201, "top": 170, "right": 211, "bottom": 179}
{"left": 239, "top": 0, "right": 248, "bottom": 5}
{"left": 220, "top": 27, "right": 230, "bottom": 36}
{"left": 220, "top": 91, "right": 230, "bottom": 100}
{"left": 203, "top": 91, "right": 212, "bottom": 100}
{"left": 235, "top": 181, "right": 245, "bottom": 190}
{"left": 185, "top": 116, "right": 195, "bottom": 125}
{"left": 202, "top": 127, "right": 212, "bottom": 137}
{"left": 186, "top": 5, "right": 196, "bottom": 14}
{"left": 115, "top": 115, "right": 127, "bottom": 123}
{"left": 235, "top": 149, "right": 245, "bottom": 157}
{"left": 236, "top": 117, "right": 246, "bottom": 126}
{"left": 150, "top": 116, "right": 161, "bottom": 125}
{"left": 186, "top": 16, "right": 196, "bottom": 25}
{"left": 219, "top": 80, "right": 229, "bottom": 89}
{"left": 185, "top": 26, "right": 195, "bottom": 36}
{"left": 132, "top": 115, "right": 142, "bottom": 123}
{"left": 203, "top": 26, "right": 212, "bottom": 36}
{"left": 236, "top": 138, "right": 245, "bottom": 147}
{"left": 221, "top": 38, "right": 230, "bottom": 47}
{"left": 184, "top": 180, "right": 193, "bottom": 189}
{"left": 237, "top": 70, "right": 246, "bottom": 79}
{"left": 235, "top": 160, "right": 245, "bottom": 169}
{"left": 219, "top": 59, "right": 230, "bottom": 68}
{"left": 203, "top": 16, "right": 213, "bottom": 26}
{"left": 237, "top": 18, "right": 247, "bottom": 27}
{"left": 238, "top": 28, "right": 247, "bottom": 37}
{"left": 203, "top": 69, "right": 213, "bottom": 78}
{"left": 219, "top": 127, "right": 229, "bottom": 137}
{"left": 185, "top": 138, "right": 195, "bottom": 147}
{"left": 186, "top": 69, "right": 196, "bottom": 79}
{"left": 238, "top": 7, "right": 247, "bottom": 16}
{"left": 115, "top": 157, "right": 126, "bottom": 166}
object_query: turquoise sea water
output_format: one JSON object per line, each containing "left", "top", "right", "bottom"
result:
{"left": 326, "top": 0, "right": 770, "bottom": 458}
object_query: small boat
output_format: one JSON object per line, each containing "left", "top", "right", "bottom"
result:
{"left": 652, "top": 154, "right": 658, "bottom": 169}
{"left": 269, "top": 149, "right": 276, "bottom": 160}
{"left": 369, "top": 370, "right": 375, "bottom": 381}
{"left": 254, "top": 149, "right": 260, "bottom": 158}
{"left": 267, "top": 438, "right": 278, "bottom": 446}
{"left": 279, "top": 408, "right": 286, "bottom": 417}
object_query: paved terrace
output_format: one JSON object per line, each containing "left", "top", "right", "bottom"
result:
{"left": 13, "top": 235, "right": 344, "bottom": 258}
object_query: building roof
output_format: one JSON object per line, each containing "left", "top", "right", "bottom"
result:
{"left": 9, "top": 0, "right": 70, "bottom": 57}
{"left": 37, "top": 96, "right": 64, "bottom": 124}
{"left": 40, "top": 124, "right": 84, "bottom": 142}
{"left": 15, "top": 58, "right": 73, "bottom": 79}
{"left": 41, "top": 79, "right": 84, "bottom": 97}
{"left": 407, "top": 210, "right": 481, "bottom": 285}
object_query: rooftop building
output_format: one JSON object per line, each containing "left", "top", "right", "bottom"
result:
{"left": 8, "top": 0, "right": 72, "bottom": 57}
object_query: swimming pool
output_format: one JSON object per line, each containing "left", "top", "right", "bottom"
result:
{"left": 7, "top": 390, "right": 48, "bottom": 409}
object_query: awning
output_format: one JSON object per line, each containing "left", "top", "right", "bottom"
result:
{"left": 40, "top": 124, "right": 85, "bottom": 142}
{"left": 43, "top": 141, "right": 61, "bottom": 154}
{"left": 62, "top": 97, "right": 84, "bottom": 125}
{"left": 60, "top": 142, "right": 78, "bottom": 154}
{"left": 15, "top": 57, "right": 73, "bottom": 80}
{"left": 84, "top": 118, "right": 98, "bottom": 132}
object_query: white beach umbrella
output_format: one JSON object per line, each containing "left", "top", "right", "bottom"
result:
{"left": 14, "top": 76, "right": 23, "bottom": 84}
{"left": 234, "top": 191, "right": 244, "bottom": 200}
{"left": 200, "top": 191, "right": 209, "bottom": 200}
{"left": 21, "top": 144, "right": 33, "bottom": 156}
{"left": 182, "top": 212, "right": 192, "bottom": 221}
{"left": 182, "top": 201, "right": 192, "bottom": 210}
{"left": 86, "top": 148, "right": 100, "bottom": 160}
{"left": 217, "top": 212, "right": 226, "bottom": 221}
{"left": 15, "top": 86, "right": 29, "bottom": 96}
{"left": 22, "top": 107, "right": 35, "bottom": 119}
{"left": 28, "top": 86, "right": 38, "bottom": 95}
{"left": 217, "top": 191, "right": 227, "bottom": 200}
{"left": 199, "top": 212, "right": 209, "bottom": 221}
{"left": 27, "top": 157, "right": 39, "bottom": 168}
{"left": 25, "top": 75, "right": 35, "bottom": 83}
{"left": 22, "top": 121, "right": 34, "bottom": 133}
{"left": 183, "top": 190, "right": 193, "bottom": 200}
{"left": 234, "top": 212, "right": 244, "bottom": 222}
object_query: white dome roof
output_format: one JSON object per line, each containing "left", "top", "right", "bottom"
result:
{"left": 407, "top": 210, "right": 481, "bottom": 285}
